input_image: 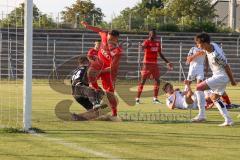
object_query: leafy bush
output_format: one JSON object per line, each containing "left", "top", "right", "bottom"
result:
{"left": 158, "top": 23, "right": 179, "bottom": 32}
{"left": 180, "top": 21, "right": 217, "bottom": 32}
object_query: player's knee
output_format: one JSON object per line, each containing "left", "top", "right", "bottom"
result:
{"left": 105, "top": 87, "right": 114, "bottom": 93}
{"left": 140, "top": 79, "right": 146, "bottom": 85}
{"left": 155, "top": 79, "right": 160, "bottom": 85}
{"left": 210, "top": 94, "right": 221, "bottom": 102}
{"left": 196, "top": 81, "right": 207, "bottom": 91}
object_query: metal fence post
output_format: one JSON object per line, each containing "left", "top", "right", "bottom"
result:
{"left": 8, "top": 39, "right": 12, "bottom": 79}
{"left": 52, "top": 40, "right": 58, "bottom": 79}
{"left": 0, "top": 32, "right": 2, "bottom": 77}
{"left": 237, "top": 36, "right": 240, "bottom": 57}
{"left": 126, "top": 36, "right": 129, "bottom": 58}
{"left": 46, "top": 34, "right": 49, "bottom": 54}
{"left": 179, "top": 42, "right": 182, "bottom": 82}
{"left": 82, "top": 33, "right": 84, "bottom": 54}
{"left": 137, "top": 42, "right": 141, "bottom": 81}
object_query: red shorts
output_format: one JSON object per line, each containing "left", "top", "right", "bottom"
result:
{"left": 141, "top": 63, "right": 160, "bottom": 79}
{"left": 100, "top": 72, "right": 114, "bottom": 92}
{"left": 88, "top": 66, "right": 114, "bottom": 93}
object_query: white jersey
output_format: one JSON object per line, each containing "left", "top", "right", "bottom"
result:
{"left": 166, "top": 91, "right": 198, "bottom": 109}
{"left": 166, "top": 91, "right": 187, "bottom": 109}
{"left": 188, "top": 47, "right": 205, "bottom": 68}
{"left": 205, "top": 42, "right": 229, "bottom": 95}
{"left": 187, "top": 47, "right": 205, "bottom": 81}
{"left": 207, "top": 43, "right": 228, "bottom": 76}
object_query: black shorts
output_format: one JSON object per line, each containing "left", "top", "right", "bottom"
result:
{"left": 74, "top": 96, "right": 93, "bottom": 110}
{"left": 73, "top": 85, "right": 104, "bottom": 111}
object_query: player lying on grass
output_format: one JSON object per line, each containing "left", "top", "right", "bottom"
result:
{"left": 162, "top": 82, "right": 198, "bottom": 110}
{"left": 81, "top": 21, "right": 122, "bottom": 121}
{"left": 162, "top": 82, "right": 233, "bottom": 110}
{"left": 194, "top": 33, "right": 237, "bottom": 126}
{"left": 136, "top": 29, "right": 173, "bottom": 105}
{"left": 71, "top": 56, "right": 104, "bottom": 111}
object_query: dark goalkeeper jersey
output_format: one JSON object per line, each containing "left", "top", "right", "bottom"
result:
{"left": 71, "top": 66, "right": 89, "bottom": 88}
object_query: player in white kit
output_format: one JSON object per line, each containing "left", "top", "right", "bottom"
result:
{"left": 185, "top": 43, "right": 207, "bottom": 120}
{"left": 186, "top": 45, "right": 206, "bottom": 83}
{"left": 194, "top": 33, "right": 237, "bottom": 126}
{"left": 163, "top": 82, "right": 198, "bottom": 110}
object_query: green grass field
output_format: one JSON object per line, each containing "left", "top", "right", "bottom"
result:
{"left": 0, "top": 80, "right": 240, "bottom": 160}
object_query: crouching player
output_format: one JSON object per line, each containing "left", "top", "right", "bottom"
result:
{"left": 194, "top": 33, "right": 237, "bottom": 126}
{"left": 71, "top": 56, "right": 104, "bottom": 110}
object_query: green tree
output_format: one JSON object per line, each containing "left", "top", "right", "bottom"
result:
{"left": 0, "top": 3, "right": 56, "bottom": 28}
{"left": 163, "top": 0, "right": 216, "bottom": 25}
{"left": 143, "top": 0, "right": 164, "bottom": 9}
{"left": 112, "top": 2, "right": 152, "bottom": 31}
{"left": 61, "top": 0, "right": 104, "bottom": 28}
{"left": 112, "top": 0, "right": 218, "bottom": 32}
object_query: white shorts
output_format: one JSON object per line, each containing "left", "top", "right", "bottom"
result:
{"left": 206, "top": 74, "right": 229, "bottom": 95}
{"left": 182, "top": 94, "right": 198, "bottom": 109}
{"left": 187, "top": 67, "right": 204, "bottom": 81}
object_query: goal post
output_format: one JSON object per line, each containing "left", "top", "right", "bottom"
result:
{"left": 23, "top": 0, "right": 33, "bottom": 131}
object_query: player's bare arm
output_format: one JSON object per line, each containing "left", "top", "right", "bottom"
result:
{"left": 204, "top": 55, "right": 209, "bottom": 77}
{"left": 159, "top": 52, "right": 173, "bottom": 70}
{"left": 81, "top": 21, "right": 103, "bottom": 33}
{"left": 224, "top": 64, "right": 237, "bottom": 86}
{"left": 186, "top": 51, "right": 205, "bottom": 63}
{"left": 168, "top": 92, "right": 176, "bottom": 110}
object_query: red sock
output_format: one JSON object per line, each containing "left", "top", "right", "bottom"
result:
{"left": 137, "top": 83, "right": 144, "bottom": 98}
{"left": 88, "top": 75, "right": 99, "bottom": 90}
{"left": 108, "top": 94, "right": 118, "bottom": 116}
{"left": 111, "top": 107, "right": 117, "bottom": 116}
{"left": 205, "top": 98, "right": 214, "bottom": 109}
{"left": 90, "top": 81, "right": 99, "bottom": 90}
{"left": 222, "top": 95, "right": 231, "bottom": 105}
{"left": 154, "top": 83, "right": 159, "bottom": 98}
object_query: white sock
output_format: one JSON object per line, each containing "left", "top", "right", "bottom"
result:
{"left": 214, "top": 99, "right": 232, "bottom": 122}
{"left": 195, "top": 91, "right": 206, "bottom": 118}
{"left": 184, "top": 85, "right": 189, "bottom": 92}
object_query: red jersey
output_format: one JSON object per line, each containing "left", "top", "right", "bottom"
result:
{"left": 142, "top": 39, "right": 161, "bottom": 64}
{"left": 98, "top": 32, "right": 122, "bottom": 67}
{"left": 87, "top": 48, "right": 98, "bottom": 57}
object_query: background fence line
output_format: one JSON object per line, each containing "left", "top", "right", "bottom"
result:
{"left": 0, "top": 30, "right": 240, "bottom": 81}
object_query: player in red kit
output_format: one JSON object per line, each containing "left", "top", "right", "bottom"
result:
{"left": 136, "top": 29, "right": 173, "bottom": 105}
{"left": 81, "top": 21, "right": 122, "bottom": 121}
{"left": 87, "top": 40, "right": 101, "bottom": 63}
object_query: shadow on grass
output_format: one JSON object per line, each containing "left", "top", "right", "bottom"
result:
{"left": 0, "top": 127, "right": 45, "bottom": 134}
{"left": 0, "top": 153, "right": 163, "bottom": 160}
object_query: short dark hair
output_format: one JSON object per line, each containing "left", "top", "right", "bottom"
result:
{"left": 78, "top": 56, "right": 89, "bottom": 64}
{"left": 162, "top": 82, "right": 173, "bottom": 93}
{"left": 109, "top": 30, "right": 120, "bottom": 37}
{"left": 150, "top": 28, "right": 156, "bottom": 32}
{"left": 95, "top": 40, "right": 101, "bottom": 43}
{"left": 195, "top": 33, "right": 211, "bottom": 43}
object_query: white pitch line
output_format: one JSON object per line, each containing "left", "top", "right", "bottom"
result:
{"left": 32, "top": 133, "right": 123, "bottom": 160}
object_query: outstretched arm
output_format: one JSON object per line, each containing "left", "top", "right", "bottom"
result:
{"left": 159, "top": 52, "right": 173, "bottom": 70}
{"left": 81, "top": 21, "right": 103, "bottom": 33}
{"left": 186, "top": 51, "right": 205, "bottom": 64}
{"left": 168, "top": 92, "right": 176, "bottom": 110}
{"left": 224, "top": 64, "right": 237, "bottom": 86}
